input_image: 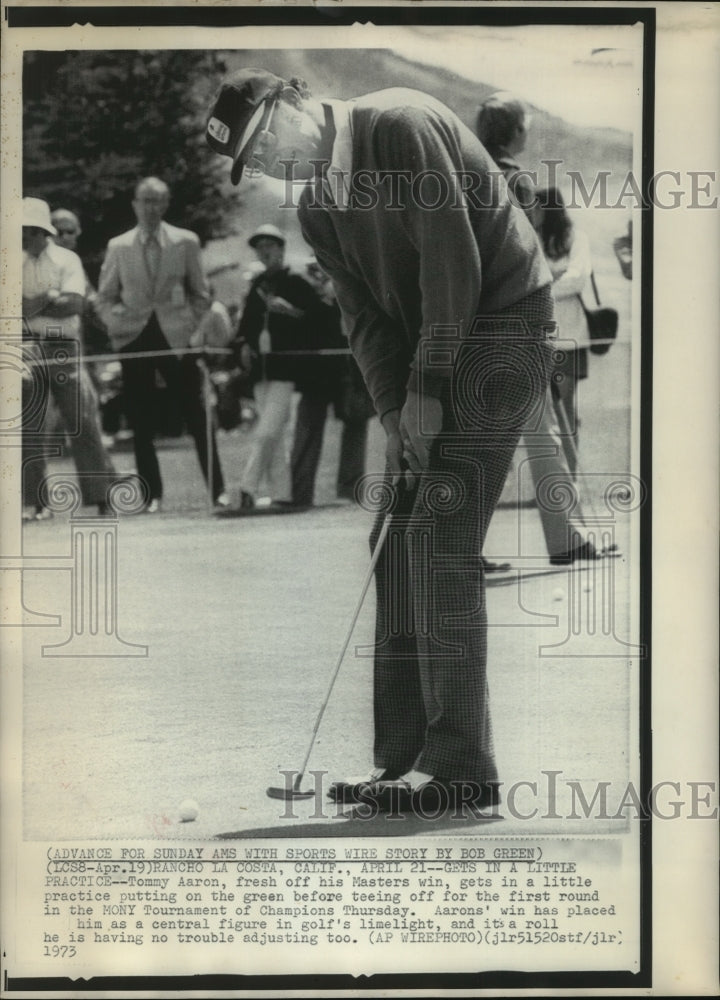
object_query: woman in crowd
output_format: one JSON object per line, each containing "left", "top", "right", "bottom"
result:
{"left": 531, "top": 186, "right": 593, "bottom": 474}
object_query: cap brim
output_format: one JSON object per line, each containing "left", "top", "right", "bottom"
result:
{"left": 23, "top": 222, "right": 56, "bottom": 235}
{"left": 248, "top": 234, "right": 285, "bottom": 248}
{"left": 230, "top": 157, "right": 244, "bottom": 185}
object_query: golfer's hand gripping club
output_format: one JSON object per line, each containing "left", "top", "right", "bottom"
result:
{"left": 384, "top": 391, "right": 443, "bottom": 489}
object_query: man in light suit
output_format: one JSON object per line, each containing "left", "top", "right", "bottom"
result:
{"left": 97, "top": 177, "right": 227, "bottom": 511}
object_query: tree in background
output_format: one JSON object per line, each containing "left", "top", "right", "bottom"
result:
{"left": 23, "top": 50, "right": 236, "bottom": 282}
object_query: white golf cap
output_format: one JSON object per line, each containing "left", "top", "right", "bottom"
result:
{"left": 23, "top": 198, "right": 57, "bottom": 235}
{"left": 248, "top": 223, "right": 286, "bottom": 247}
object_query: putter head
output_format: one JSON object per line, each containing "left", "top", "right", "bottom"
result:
{"left": 266, "top": 786, "right": 315, "bottom": 801}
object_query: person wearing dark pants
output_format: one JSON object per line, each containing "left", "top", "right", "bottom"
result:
{"left": 232, "top": 225, "right": 324, "bottom": 510}
{"left": 207, "top": 69, "right": 554, "bottom": 814}
{"left": 295, "top": 258, "right": 373, "bottom": 506}
{"left": 335, "top": 402, "right": 370, "bottom": 501}
{"left": 290, "top": 393, "right": 331, "bottom": 507}
{"left": 96, "top": 177, "right": 227, "bottom": 512}
{"left": 119, "top": 313, "right": 224, "bottom": 505}
{"left": 367, "top": 301, "right": 552, "bottom": 792}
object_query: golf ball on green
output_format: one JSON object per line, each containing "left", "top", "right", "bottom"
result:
{"left": 179, "top": 799, "right": 199, "bottom": 822}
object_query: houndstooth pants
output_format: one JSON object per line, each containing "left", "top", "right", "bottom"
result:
{"left": 368, "top": 285, "right": 555, "bottom": 783}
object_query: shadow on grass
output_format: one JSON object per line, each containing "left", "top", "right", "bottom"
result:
{"left": 216, "top": 809, "right": 504, "bottom": 839}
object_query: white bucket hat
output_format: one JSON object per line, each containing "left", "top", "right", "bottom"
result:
{"left": 22, "top": 198, "right": 57, "bottom": 235}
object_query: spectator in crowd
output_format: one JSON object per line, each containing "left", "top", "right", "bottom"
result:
{"left": 303, "top": 258, "right": 373, "bottom": 503}
{"left": 613, "top": 220, "right": 633, "bottom": 280}
{"left": 51, "top": 209, "right": 112, "bottom": 359}
{"left": 475, "top": 91, "right": 536, "bottom": 211}
{"left": 286, "top": 259, "right": 338, "bottom": 508}
{"left": 50, "top": 209, "right": 82, "bottom": 253}
{"left": 230, "top": 224, "right": 322, "bottom": 511}
{"left": 477, "top": 92, "right": 607, "bottom": 564}
{"left": 96, "top": 177, "right": 228, "bottom": 513}
{"left": 21, "top": 197, "right": 118, "bottom": 520}
{"left": 207, "top": 69, "right": 556, "bottom": 814}
{"left": 191, "top": 288, "right": 251, "bottom": 435}
{"left": 190, "top": 285, "right": 234, "bottom": 352}
{"left": 531, "top": 186, "right": 593, "bottom": 478}
{"left": 51, "top": 208, "right": 119, "bottom": 446}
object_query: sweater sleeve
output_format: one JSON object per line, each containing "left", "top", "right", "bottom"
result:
{"left": 550, "top": 229, "right": 592, "bottom": 301}
{"left": 235, "top": 282, "right": 265, "bottom": 352}
{"left": 283, "top": 273, "right": 327, "bottom": 332}
{"left": 376, "top": 109, "right": 484, "bottom": 398}
{"left": 300, "top": 211, "right": 408, "bottom": 418}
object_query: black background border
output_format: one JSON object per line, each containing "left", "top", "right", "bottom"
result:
{"left": 5, "top": 3, "right": 654, "bottom": 993}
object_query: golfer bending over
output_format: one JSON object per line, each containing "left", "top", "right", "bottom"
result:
{"left": 207, "top": 69, "right": 555, "bottom": 814}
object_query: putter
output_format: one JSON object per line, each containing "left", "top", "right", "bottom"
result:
{"left": 267, "top": 511, "right": 393, "bottom": 800}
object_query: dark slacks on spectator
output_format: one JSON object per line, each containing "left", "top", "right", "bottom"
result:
{"left": 290, "top": 392, "right": 330, "bottom": 507}
{"left": 119, "top": 313, "right": 225, "bottom": 502}
{"left": 291, "top": 392, "right": 371, "bottom": 505}
{"left": 336, "top": 418, "right": 369, "bottom": 500}
{"left": 333, "top": 357, "right": 374, "bottom": 502}
{"left": 22, "top": 338, "right": 116, "bottom": 508}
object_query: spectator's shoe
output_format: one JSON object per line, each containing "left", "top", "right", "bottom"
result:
{"left": 328, "top": 767, "right": 403, "bottom": 804}
{"left": 550, "top": 541, "right": 622, "bottom": 566}
{"left": 145, "top": 499, "right": 162, "bottom": 514}
{"left": 239, "top": 490, "right": 255, "bottom": 510}
{"left": 482, "top": 556, "right": 512, "bottom": 573}
{"left": 22, "top": 506, "right": 37, "bottom": 522}
{"left": 214, "top": 491, "right": 255, "bottom": 517}
{"left": 34, "top": 506, "right": 54, "bottom": 522}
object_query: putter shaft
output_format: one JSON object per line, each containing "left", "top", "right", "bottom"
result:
{"left": 289, "top": 512, "right": 393, "bottom": 792}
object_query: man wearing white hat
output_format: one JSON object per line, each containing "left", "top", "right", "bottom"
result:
{"left": 230, "top": 223, "right": 322, "bottom": 510}
{"left": 21, "top": 197, "right": 117, "bottom": 519}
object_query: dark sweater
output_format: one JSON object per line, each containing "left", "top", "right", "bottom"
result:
{"left": 298, "top": 88, "right": 551, "bottom": 418}
{"left": 234, "top": 266, "right": 323, "bottom": 384}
